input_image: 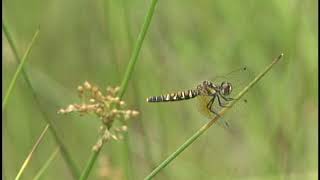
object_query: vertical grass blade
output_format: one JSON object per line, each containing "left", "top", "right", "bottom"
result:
{"left": 2, "top": 26, "right": 40, "bottom": 109}
{"left": 79, "top": 148, "right": 101, "bottom": 180}
{"left": 14, "top": 125, "right": 50, "bottom": 180}
{"left": 118, "top": 0, "right": 159, "bottom": 99}
{"left": 144, "top": 53, "right": 284, "bottom": 180}
{"left": 2, "top": 23, "right": 20, "bottom": 63}
{"left": 79, "top": 1, "right": 159, "bottom": 180}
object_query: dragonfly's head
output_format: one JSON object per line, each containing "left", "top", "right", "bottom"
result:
{"left": 220, "top": 81, "right": 232, "bottom": 96}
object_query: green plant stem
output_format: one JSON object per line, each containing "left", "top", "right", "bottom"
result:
{"left": 3, "top": 22, "right": 80, "bottom": 179}
{"left": 33, "top": 148, "right": 60, "bottom": 180}
{"left": 119, "top": 1, "right": 135, "bottom": 179}
{"left": 118, "top": 0, "right": 158, "bottom": 99}
{"left": 2, "top": 26, "right": 40, "bottom": 109}
{"left": 79, "top": 147, "right": 101, "bottom": 180}
{"left": 79, "top": 1, "right": 159, "bottom": 180}
{"left": 144, "top": 53, "right": 284, "bottom": 180}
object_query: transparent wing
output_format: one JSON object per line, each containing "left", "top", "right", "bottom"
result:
{"left": 196, "top": 66, "right": 253, "bottom": 129}
{"left": 211, "top": 66, "right": 252, "bottom": 96}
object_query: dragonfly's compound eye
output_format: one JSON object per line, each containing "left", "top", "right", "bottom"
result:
{"left": 221, "top": 82, "right": 232, "bottom": 96}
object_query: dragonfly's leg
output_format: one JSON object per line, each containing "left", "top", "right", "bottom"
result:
{"left": 221, "top": 95, "right": 235, "bottom": 101}
{"left": 209, "top": 107, "right": 220, "bottom": 117}
{"left": 207, "top": 95, "right": 230, "bottom": 128}
{"left": 217, "top": 95, "right": 231, "bottom": 108}
{"left": 221, "top": 96, "right": 248, "bottom": 104}
{"left": 206, "top": 95, "right": 221, "bottom": 117}
{"left": 206, "top": 95, "right": 215, "bottom": 111}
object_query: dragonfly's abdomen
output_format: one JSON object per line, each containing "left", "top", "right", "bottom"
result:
{"left": 146, "top": 89, "right": 199, "bottom": 102}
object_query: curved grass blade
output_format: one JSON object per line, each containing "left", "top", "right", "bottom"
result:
{"left": 144, "top": 53, "right": 284, "bottom": 180}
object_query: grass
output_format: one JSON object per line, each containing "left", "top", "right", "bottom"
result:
{"left": 2, "top": 25, "right": 40, "bottom": 109}
{"left": 3, "top": 23, "right": 80, "bottom": 179}
{"left": 33, "top": 148, "right": 60, "bottom": 180}
{"left": 3, "top": 0, "right": 317, "bottom": 179}
{"left": 14, "top": 125, "right": 50, "bottom": 180}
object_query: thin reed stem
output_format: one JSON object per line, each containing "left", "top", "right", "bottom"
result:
{"left": 33, "top": 148, "right": 60, "bottom": 180}
{"left": 144, "top": 53, "right": 284, "bottom": 180}
{"left": 79, "top": 147, "right": 101, "bottom": 180}
{"left": 118, "top": 0, "right": 158, "bottom": 99}
{"left": 79, "top": 0, "right": 159, "bottom": 179}
{"left": 15, "top": 125, "right": 50, "bottom": 180}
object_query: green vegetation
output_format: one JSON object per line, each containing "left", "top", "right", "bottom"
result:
{"left": 3, "top": 0, "right": 317, "bottom": 179}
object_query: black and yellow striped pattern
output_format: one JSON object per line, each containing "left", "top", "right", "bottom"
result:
{"left": 146, "top": 89, "right": 200, "bottom": 102}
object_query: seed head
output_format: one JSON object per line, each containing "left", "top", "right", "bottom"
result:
{"left": 58, "top": 81, "right": 140, "bottom": 151}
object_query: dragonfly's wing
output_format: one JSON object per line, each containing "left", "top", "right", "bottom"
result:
{"left": 211, "top": 67, "right": 252, "bottom": 96}
{"left": 196, "top": 95, "right": 230, "bottom": 129}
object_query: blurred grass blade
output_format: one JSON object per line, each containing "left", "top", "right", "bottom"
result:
{"left": 15, "top": 125, "right": 50, "bottom": 180}
{"left": 2, "top": 22, "right": 20, "bottom": 63}
{"left": 118, "top": 0, "right": 158, "bottom": 99}
{"left": 33, "top": 147, "right": 60, "bottom": 180}
{"left": 2, "top": 26, "right": 40, "bottom": 109}
{"left": 79, "top": 1, "right": 159, "bottom": 180}
{"left": 144, "top": 53, "right": 284, "bottom": 180}
{"left": 3, "top": 22, "right": 80, "bottom": 179}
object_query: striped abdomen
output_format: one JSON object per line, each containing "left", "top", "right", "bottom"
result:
{"left": 146, "top": 89, "right": 200, "bottom": 102}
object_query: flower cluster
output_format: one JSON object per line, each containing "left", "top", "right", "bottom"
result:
{"left": 58, "top": 81, "right": 139, "bottom": 151}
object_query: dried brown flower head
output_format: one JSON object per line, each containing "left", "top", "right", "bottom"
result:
{"left": 58, "top": 81, "right": 139, "bottom": 151}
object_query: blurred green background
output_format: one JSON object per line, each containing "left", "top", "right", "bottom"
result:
{"left": 3, "top": 0, "right": 318, "bottom": 179}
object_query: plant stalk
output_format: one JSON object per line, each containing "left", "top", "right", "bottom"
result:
{"left": 79, "top": 0, "right": 159, "bottom": 179}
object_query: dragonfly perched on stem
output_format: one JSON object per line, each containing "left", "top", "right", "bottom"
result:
{"left": 146, "top": 67, "right": 249, "bottom": 128}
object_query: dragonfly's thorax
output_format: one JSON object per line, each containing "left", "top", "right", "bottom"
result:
{"left": 197, "top": 80, "right": 218, "bottom": 96}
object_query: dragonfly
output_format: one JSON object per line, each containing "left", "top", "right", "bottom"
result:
{"left": 146, "top": 67, "right": 249, "bottom": 128}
